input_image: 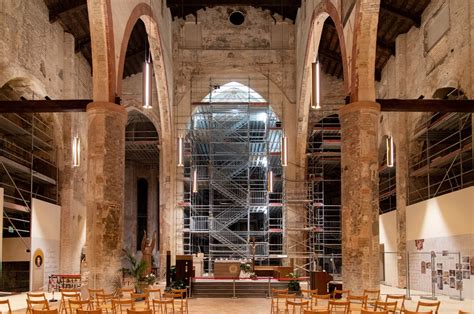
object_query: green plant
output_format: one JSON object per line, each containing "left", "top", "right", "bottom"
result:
{"left": 240, "top": 263, "right": 252, "bottom": 273}
{"left": 121, "top": 249, "right": 147, "bottom": 292}
{"left": 287, "top": 272, "right": 301, "bottom": 292}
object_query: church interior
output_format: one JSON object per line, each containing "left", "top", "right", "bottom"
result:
{"left": 0, "top": 0, "right": 473, "bottom": 313}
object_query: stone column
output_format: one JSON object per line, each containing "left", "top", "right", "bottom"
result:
{"left": 86, "top": 102, "right": 127, "bottom": 291}
{"left": 339, "top": 101, "right": 380, "bottom": 293}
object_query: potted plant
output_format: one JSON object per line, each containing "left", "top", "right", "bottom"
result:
{"left": 121, "top": 249, "right": 146, "bottom": 293}
{"left": 287, "top": 272, "right": 301, "bottom": 294}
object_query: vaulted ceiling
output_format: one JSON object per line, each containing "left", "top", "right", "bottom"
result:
{"left": 43, "top": 0, "right": 431, "bottom": 81}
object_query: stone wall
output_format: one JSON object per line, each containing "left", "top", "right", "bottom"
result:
{"left": 0, "top": 0, "right": 92, "bottom": 274}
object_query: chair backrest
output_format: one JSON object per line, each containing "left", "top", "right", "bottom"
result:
{"left": 0, "top": 299, "right": 12, "bottom": 314}
{"left": 170, "top": 289, "right": 186, "bottom": 299}
{"left": 416, "top": 301, "right": 440, "bottom": 314}
{"left": 68, "top": 299, "right": 92, "bottom": 312}
{"left": 361, "top": 309, "right": 388, "bottom": 314}
{"left": 328, "top": 300, "right": 350, "bottom": 313}
{"left": 310, "top": 294, "right": 330, "bottom": 309}
{"left": 32, "top": 309, "right": 58, "bottom": 314}
{"left": 151, "top": 299, "right": 174, "bottom": 314}
{"left": 27, "top": 293, "right": 48, "bottom": 301}
{"left": 144, "top": 288, "right": 161, "bottom": 300}
{"left": 332, "top": 289, "right": 350, "bottom": 299}
{"left": 459, "top": 311, "right": 473, "bottom": 314}
{"left": 374, "top": 300, "right": 398, "bottom": 312}
{"left": 363, "top": 289, "right": 380, "bottom": 301}
{"left": 119, "top": 288, "right": 134, "bottom": 299}
{"left": 272, "top": 288, "right": 289, "bottom": 296}
{"left": 112, "top": 298, "right": 134, "bottom": 314}
{"left": 303, "top": 310, "right": 329, "bottom": 314}
{"left": 77, "top": 309, "right": 102, "bottom": 314}
{"left": 126, "top": 309, "right": 152, "bottom": 314}
{"left": 403, "top": 311, "right": 432, "bottom": 314}
{"left": 301, "top": 289, "right": 318, "bottom": 298}
{"left": 96, "top": 293, "right": 114, "bottom": 305}
{"left": 385, "top": 294, "right": 405, "bottom": 311}
{"left": 286, "top": 300, "right": 309, "bottom": 314}
{"left": 347, "top": 295, "right": 368, "bottom": 308}
{"left": 27, "top": 299, "right": 50, "bottom": 311}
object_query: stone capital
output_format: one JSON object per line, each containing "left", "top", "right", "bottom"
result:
{"left": 86, "top": 102, "right": 128, "bottom": 122}
{"left": 339, "top": 101, "right": 380, "bottom": 116}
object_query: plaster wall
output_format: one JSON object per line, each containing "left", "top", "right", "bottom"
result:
{"left": 379, "top": 211, "right": 399, "bottom": 287}
{"left": 2, "top": 238, "right": 31, "bottom": 262}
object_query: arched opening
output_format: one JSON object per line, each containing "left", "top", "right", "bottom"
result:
{"left": 181, "top": 81, "right": 284, "bottom": 273}
{"left": 124, "top": 110, "right": 160, "bottom": 255}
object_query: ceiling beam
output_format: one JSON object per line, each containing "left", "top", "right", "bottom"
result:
{"left": 378, "top": 99, "right": 474, "bottom": 112}
{"left": 376, "top": 38, "right": 396, "bottom": 55}
{"left": 380, "top": 2, "right": 421, "bottom": 28}
{"left": 49, "top": 0, "right": 87, "bottom": 23}
{"left": 75, "top": 36, "right": 91, "bottom": 52}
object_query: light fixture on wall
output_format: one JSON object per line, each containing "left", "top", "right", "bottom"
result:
{"left": 72, "top": 135, "right": 80, "bottom": 167}
{"left": 143, "top": 55, "right": 153, "bottom": 109}
{"left": 267, "top": 170, "right": 274, "bottom": 193}
{"left": 386, "top": 135, "right": 394, "bottom": 167}
{"left": 178, "top": 136, "right": 184, "bottom": 166}
{"left": 192, "top": 168, "right": 198, "bottom": 193}
{"left": 311, "top": 59, "right": 321, "bottom": 110}
{"left": 281, "top": 135, "right": 288, "bottom": 167}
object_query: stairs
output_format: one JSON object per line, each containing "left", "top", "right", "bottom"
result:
{"left": 191, "top": 281, "right": 288, "bottom": 298}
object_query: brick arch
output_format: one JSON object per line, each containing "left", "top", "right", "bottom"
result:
{"left": 87, "top": 0, "right": 116, "bottom": 102}
{"left": 116, "top": 3, "right": 172, "bottom": 141}
{"left": 296, "top": 0, "right": 348, "bottom": 169}
{"left": 350, "top": 0, "right": 380, "bottom": 102}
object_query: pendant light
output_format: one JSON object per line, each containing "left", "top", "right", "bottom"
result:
{"left": 178, "top": 136, "right": 184, "bottom": 166}
{"left": 142, "top": 55, "right": 152, "bottom": 109}
{"left": 281, "top": 135, "right": 288, "bottom": 167}
{"left": 267, "top": 170, "right": 273, "bottom": 193}
{"left": 311, "top": 59, "right": 321, "bottom": 110}
{"left": 72, "top": 135, "right": 80, "bottom": 167}
{"left": 192, "top": 168, "right": 198, "bottom": 193}
{"left": 386, "top": 135, "right": 394, "bottom": 167}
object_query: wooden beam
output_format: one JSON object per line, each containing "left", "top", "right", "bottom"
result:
{"left": 380, "top": 2, "right": 421, "bottom": 28}
{"left": 49, "top": 0, "right": 87, "bottom": 23}
{"left": 376, "top": 38, "right": 396, "bottom": 55}
{"left": 0, "top": 100, "right": 91, "bottom": 113}
{"left": 378, "top": 99, "right": 474, "bottom": 112}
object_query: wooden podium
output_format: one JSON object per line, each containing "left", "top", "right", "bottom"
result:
{"left": 310, "top": 271, "right": 333, "bottom": 294}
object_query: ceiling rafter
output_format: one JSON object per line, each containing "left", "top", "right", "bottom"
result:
{"left": 74, "top": 36, "right": 90, "bottom": 52}
{"left": 48, "top": 0, "right": 87, "bottom": 23}
{"left": 380, "top": 2, "right": 421, "bottom": 28}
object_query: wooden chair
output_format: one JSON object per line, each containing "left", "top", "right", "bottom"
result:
{"left": 361, "top": 309, "right": 388, "bottom": 314}
{"left": 332, "top": 289, "right": 350, "bottom": 300}
{"left": 170, "top": 289, "right": 188, "bottom": 314}
{"left": 144, "top": 288, "right": 162, "bottom": 301}
{"left": 416, "top": 301, "right": 440, "bottom": 314}
{"left": 328, "top": 300, "right": 350, "bottom": 314}
{"left": 87, "top": 289, "right": 105, "bottom": 309}
{"left": 0, "top": 299, "right": 12, "bottom": 314}
{"left": 385, "top": 295, "right": 405, "bottom": 313}
{"left": 69, "top": 299, "right": 92, "bottom": 313}
{"left": 459, "top": 311, "right": 473, "bottom": 314}
{"left": 402, "top": 311, "right": 432, "bottom": 314}
{"left": 286, "top": 300, "right": 309, "bottom": 314}
{"left": 112, "top": 299, "right": 135, "bottom": 314}
{"left": 131, "top": 293, "right": 150, "bottom": 310}
{"left": 347, "top": 295, "right": 368, "bottom": 312}
{"left": 301, "top": 289, "right": 318, "bottom": 309}
{"left": 363, "top": 290, "right": 380, "bottom": 302}
{"left": 273, "top": 293, "right": 297, "bottom": 314}
{"left": 59, "top": 291, "right": 81, "bottom": 314}
{"left": 96, "top": 293, "right": 115, "bottom": 314}
{"left": 77, "top": 309, "right": 102, "bottom": 314}
{"left": 126, "top": 309, "right": 152, "bottom": 314}
{"left": 27, "top": 299, "right": 50, "bottom": 314}
{"left": 119, "top": 288, "right": 135, "bottom": 300}
{"left": 373, "top": 300, "right": 398, "bottom": 313}
{"left": 271, "top": 289, "right": 290, "bottom": 313}
{"left": 32, "top": 310, "right": 58, "bottom": 314}
{"left": 151, "top": 299, "right": 175, "bottom": 314}
{"left": 310, "top": 294, "right": 330, "bottom": 311}
{"left": 303, "top": 310, "right": 329, "bottom": 314}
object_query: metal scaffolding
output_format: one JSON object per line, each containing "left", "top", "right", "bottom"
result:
{"left": 305, "top": 113, "right": 342, "bottom": 275}
{"left": 178, "top": 79, "right": 284, "bottom": 272}
{"left": 408, "top": 112, "right": 473, "bottom": 205}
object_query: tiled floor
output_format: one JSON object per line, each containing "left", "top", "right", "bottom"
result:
{"left": 3, "top": 284, "right": 474, "bottom": 313}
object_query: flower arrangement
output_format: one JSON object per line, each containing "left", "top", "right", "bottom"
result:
{"left": 144, "top": 273, "right": 157, "bottom": 286}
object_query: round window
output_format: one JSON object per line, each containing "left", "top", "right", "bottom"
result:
{"left": 229, "top": 11, "right": 245, "bottom": 26}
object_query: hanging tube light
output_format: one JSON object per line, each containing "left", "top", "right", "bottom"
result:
{"left": 281, "top": 135, "right": 288, "bottom": 167}
{"left": 192, "top": 168, "right": 198, "bottom": 193}
{"left": 311, "top": 60, "right": 321, "bottom": 110}
{"left": 386, "top": 135, "right": 394, "bottom": 167}
{"left": 267, "top": 170, "right": 273, "bottom": 193}
{"left": 142, "top": 57, "right": 152, "bottom": 109}
{"left": 178, "top": 136, "right": 184, "bottom": 166}
{"left": 72, "top": 135, "right": 80, "bottom": 167}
